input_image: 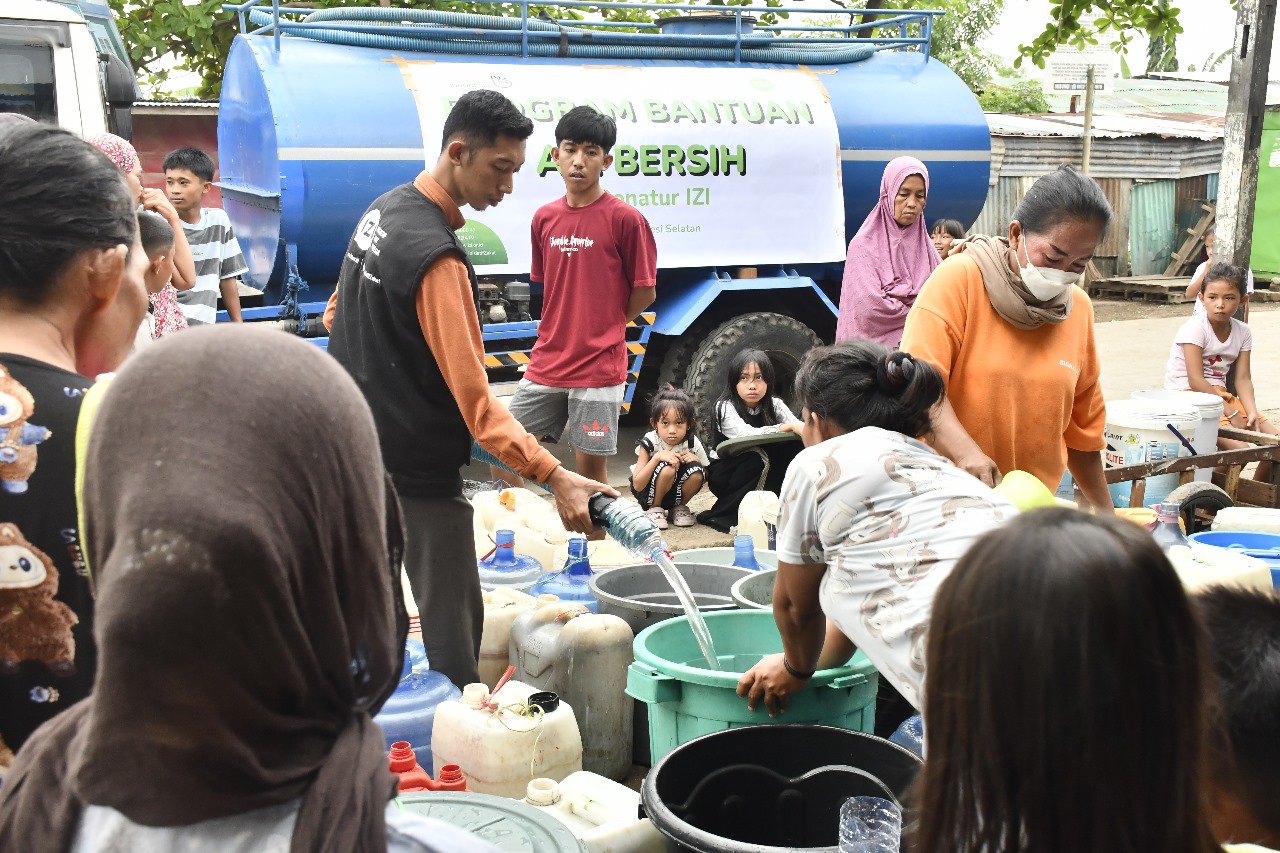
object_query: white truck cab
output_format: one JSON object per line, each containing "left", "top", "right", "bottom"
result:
{"left": 0, "top": 0, "right": 135, "bottom": 137}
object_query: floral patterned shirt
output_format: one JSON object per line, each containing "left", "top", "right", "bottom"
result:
{"left": 776, "top": 427, "right": 1016, "bottom": 708}
{"left": 149, "top": 283, "right": 189, "bottom": 339}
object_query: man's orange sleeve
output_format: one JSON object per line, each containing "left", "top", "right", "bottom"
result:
{"left": 417, "top": 254, "right": 561, "bottom": 484}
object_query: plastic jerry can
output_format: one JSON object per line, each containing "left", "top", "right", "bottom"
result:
{"left": 480, "top": 587, "right": 543, "bottom": 689}
{"left": 506, "top": 522, "right": 563, "bottom": 576}
{"left": 478, "top": 529, "right": 545, "bottom": 591}
{"left": 472, "top": 487, "right": 557, "bottom": 531}
{"left": 509, "top": 598, "right": 634, "bottom": 781}
{"left": 474, "top": 520, "right": 495, "bottom": 560}
{"left": 1212, "top": 506, "right": 1280, "bottom": 534}
{"left": 737, "top": 490, "right": 780, "bottom": 549}
{"left": 523, "top": 772, "right": 666, "bottom": 853}
{"left": 390, "top": 741, "right": 433, "bottom": 791}
{"left": 431, "top": 679, "right": 583, "bottom": 799}
{"left": 519, "top": 511, "right": 570, "bottom": 544}
{"left": 389, "top": 742, "right": 471, "bottom": 792}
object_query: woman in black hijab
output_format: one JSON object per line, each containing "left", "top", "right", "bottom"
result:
{"left": 0, "top": 326, "right": 496, "bottom": 853}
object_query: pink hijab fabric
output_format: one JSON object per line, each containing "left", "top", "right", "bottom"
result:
{"left": 836, "top": 156, "right": 941, "bottom": 347}
{"left": 87, "top": 132, "right": 139, "bottom": 174}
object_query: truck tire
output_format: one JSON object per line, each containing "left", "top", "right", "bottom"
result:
{"left": 656, "top": 323, "right": 707, "bottom": 392}
{"left": 684, "top": 313, "right": 823, "bottom": 446}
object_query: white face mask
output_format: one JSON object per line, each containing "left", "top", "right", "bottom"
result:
{"left": 1017, "top": 238, "right": 1081, "bottom": 301}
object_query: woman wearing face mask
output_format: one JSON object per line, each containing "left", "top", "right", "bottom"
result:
{"left": 900, "top": 165, "right": 1114, "bottom": 512}
{"left": 836, "top": 157, "right": 940, "bottom": 348}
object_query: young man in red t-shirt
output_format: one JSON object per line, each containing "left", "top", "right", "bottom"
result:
{"left": 502, "top": 106, "right": 658, "bottom": 490}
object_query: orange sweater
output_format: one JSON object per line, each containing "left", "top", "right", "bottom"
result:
{"left": 324, "top": 173, "right": 560, "bottom": 484}
{"left": 899, "top": 254, "right": 1106, "bottom": 489}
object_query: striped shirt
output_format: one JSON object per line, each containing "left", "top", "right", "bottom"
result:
{"left": 175, "top": 207, "right": 248, "bottom": 325}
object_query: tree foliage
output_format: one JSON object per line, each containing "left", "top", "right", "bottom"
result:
{"left": 109, "top": 0, "right": 784, "bottom": 98}
{"left": 1014, "top": 1, "right": 1185, "bottom": 70}
{"left": 1145, "top": 0, "right": 1178, "bottom": 72}
{"left": 111, "top": 0, "right": 1192, "bottom": 100}
{"left": 978, "top": 78, "right": 1051, "bottom": 113}
{"left": 818, "top": 0, "right": 1004, "bottom": 92}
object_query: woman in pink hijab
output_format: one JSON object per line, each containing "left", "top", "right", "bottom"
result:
{"left": 836, "top": 157, "right": 941, "bottom": 347}
{"left": 88, "top": 133, "right": 194, "bottom": 338}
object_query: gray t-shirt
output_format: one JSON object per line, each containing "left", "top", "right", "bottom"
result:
{"left": 776, "top": 427, "right": 1016, "bottom": 708}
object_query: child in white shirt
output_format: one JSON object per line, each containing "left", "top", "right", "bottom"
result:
{"left": 630, "top": 388, "right": 709, "bottom": 529}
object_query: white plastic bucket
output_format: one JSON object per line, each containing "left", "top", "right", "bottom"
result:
{"left": 1104, "top": 399, "right": 1201, "bottom": 507}
{"left": 1131, "top": 390, "right": 1223, "bottom": 483}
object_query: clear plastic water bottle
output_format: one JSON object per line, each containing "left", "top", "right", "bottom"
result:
{"left": 1151, "top": 501, "right": 1189, "bottom": 551}
{"left": 732, "top": 534, "right": 764, "bottom": 571}
{"left": 838, "top": 796, "right": 903, "bottom": 853}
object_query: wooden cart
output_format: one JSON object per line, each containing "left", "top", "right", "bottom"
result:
{"left": 1102, "top": 426, "right": 1280, "bottom": 532}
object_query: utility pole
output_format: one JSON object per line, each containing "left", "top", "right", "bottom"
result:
{"left": 1081, "top": 66, "right": 1096, "bottom": 175}
{"left": 1217, "top": 0, "right": 1278, "bottom": 269}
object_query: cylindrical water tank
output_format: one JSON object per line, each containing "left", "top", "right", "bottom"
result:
{"left": 219, "top": 33, "right": 990, "bottom": 300}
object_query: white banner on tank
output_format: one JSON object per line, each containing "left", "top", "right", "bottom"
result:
{"left": 407, "top": 63, "right": 845, "bottom": 273}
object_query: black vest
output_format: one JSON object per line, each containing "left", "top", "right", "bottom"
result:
{"left": 328, "top": 182, "right": 480, "bottom": 498}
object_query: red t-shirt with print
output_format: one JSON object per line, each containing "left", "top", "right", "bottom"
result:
{"left": 526, "top": 192, "right": 657, "bottom": 388}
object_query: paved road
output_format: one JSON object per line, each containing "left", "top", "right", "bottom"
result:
{"left": 1094, "top": 309, "right": 1280, "bottom": 412}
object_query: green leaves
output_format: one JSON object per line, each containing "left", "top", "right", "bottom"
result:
{"left": 977, "top": 78, "right": 1051, "bottom": 113}
{"left": 111, "top": 0, "right": 1189, "bottom": 100}
{"left": 1014, "top": 1, "right": 1185, "bottom": 69}
{"left": 111, "top": 0, "right": 788, "bottom": 97}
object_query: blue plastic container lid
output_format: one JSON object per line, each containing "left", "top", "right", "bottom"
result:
{"left": 1189, "top": 531, "right": 1280, "bottom": 588}
{"left": 1189, "top": 531, "right": 1280, "bottom": 566}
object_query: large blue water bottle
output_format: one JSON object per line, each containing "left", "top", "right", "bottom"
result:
{"left": 732, "top": 534, "right": 764, "bottom": 571}
{"left": 527, "top": 536, "right": 598, "bottom": 611}
{"left": 477, "top": 528, "right": 543, "bottom": 590}
{"left": 374, "top": 639, "right": 461, "bottom": 769}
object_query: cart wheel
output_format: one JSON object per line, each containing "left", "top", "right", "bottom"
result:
{"left": 1166, "top": 481, "right": 1234, "bottom": 534}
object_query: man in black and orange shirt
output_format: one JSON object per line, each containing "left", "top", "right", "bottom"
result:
{"left": 325, "top": 90, "right": 613, "bottom": 689}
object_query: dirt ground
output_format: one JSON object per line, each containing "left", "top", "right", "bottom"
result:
{"left": 1092, "top": 297, "right": 1280, "bottom": 323}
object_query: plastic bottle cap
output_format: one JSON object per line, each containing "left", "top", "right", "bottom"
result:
{"left": 525, "top": 778, "right": 561, "bottom": 806}
{"left": 528, "top": 691, "right": 560, "bottom": 713}
{"left": 461, "top": 683, "right": 489, "bottom": 708}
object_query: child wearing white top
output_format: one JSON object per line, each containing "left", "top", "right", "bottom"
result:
{"left": 1166, "top": 262, "right": 1278, "bottom": 480}
{"left": 696, "top": 349, "right": 804, "bottom": 533}
{"left": 630, "top": 388, "right": 709, "bottom": 528}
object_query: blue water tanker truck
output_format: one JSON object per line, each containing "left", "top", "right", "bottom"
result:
{"left": 217, "top": 0, "right": 991, "bottom": 425}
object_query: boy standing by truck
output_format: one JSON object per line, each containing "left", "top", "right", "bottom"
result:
{"left": 503, "top": 106, "right": 657, "bottom": 489}
{"left": 164, "top": 147, "right": 248, "bottom": 325}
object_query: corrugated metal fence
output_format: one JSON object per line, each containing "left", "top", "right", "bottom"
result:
{"left": 971, "top": 175, "right": 1133, "bottom": 277}
{"left": 1129, "top": 180, "right": 1178, "bottom": 275}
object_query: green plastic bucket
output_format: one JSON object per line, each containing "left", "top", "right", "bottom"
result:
{"left": 627, "top": 609, "right": 878, "bottom": 764}
{"left": 730, "top": 567, "right": 777, "bottom": 610}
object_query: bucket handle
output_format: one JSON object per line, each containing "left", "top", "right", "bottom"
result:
{"left": 1165, "top": 423, "right": 1198, "bottom": 456}
{"left": 830, "top": 672, "right": 870, "bottom": 690}
{"left": 626, "top": 663, "right": 681, "bottom": 704}
{"left": 667, "top": 763, "right": 901, "bottom": 819}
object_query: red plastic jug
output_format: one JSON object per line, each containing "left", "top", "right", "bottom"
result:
{"left": 389, "top": 741, "right": 471, "bottom": 792}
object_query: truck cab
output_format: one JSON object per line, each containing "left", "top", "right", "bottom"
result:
{"left": 0, "top": 0, "right": 135, "bottom": 137}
